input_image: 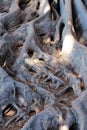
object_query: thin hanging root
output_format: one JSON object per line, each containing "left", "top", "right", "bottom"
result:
{"left": 51, "top": 4, "right": 59, "bottom": 22}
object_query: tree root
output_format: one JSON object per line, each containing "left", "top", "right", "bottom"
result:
{"left": 72, "top": 90, "right": 87, "bottom": 130}
{"left": 0, "top": 0, "right": 24, "bottom": 35}
{"left": 1, "top": 0, "right": 87, "bottom": 129}
{"left": 21, "top": 107, "right": 60, "bottom": 130}
{"left": 0, "top": 66, "right": 56, "bottom": 126}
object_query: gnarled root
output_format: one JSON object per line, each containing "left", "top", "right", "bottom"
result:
{"left": 72, "top": 90, "right": 87, "bottom": 130}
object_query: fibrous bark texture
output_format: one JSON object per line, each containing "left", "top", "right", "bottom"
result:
{"left": 0, "top": 0, "right": 87, "bottom": 130}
